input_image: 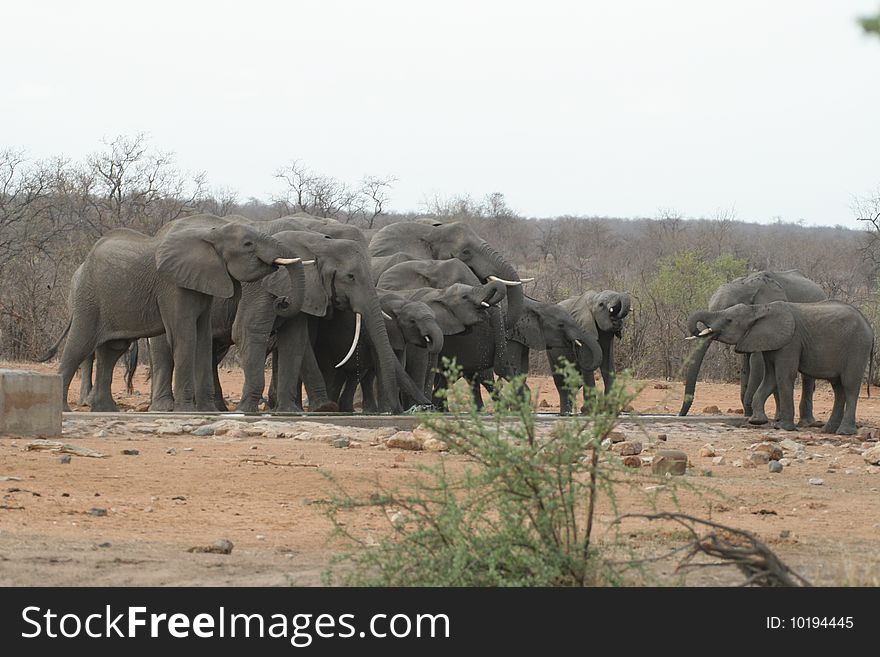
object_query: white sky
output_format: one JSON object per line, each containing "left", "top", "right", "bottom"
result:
{"left": 2, "top": 1, "right": 879, "bottom": 226}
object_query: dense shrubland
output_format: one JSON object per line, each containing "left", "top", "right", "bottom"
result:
{"left": 2, "top": 136, "right": 877, "bottom": 384}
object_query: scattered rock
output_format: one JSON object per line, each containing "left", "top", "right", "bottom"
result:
{"left": 702, "top": 405, "right": 721, "bottom": 414}
{"left": 748, "top": 452, "right": 770, "bottom": 466}
{"left": 622, "top": 455, "right": 642, "bottom": 468}
{"left": 712, "top": 455, "right": 725, "bottom": 465}
{"left": 393, "top": 454, "right": 406, "bottom": 463}
{"left": 780, "top": 438, "right": 804, "bottom": 452}
{"left": 612, "top": 440, "right": 642, "bottom": 456}
{"left": 89, "top": 507, "right": 107, "bottom": 517}
{"left": 655, "top": 433, "right": 667, "bottom": 442}
{"left": 332, "top": 437, "right": 351, "bottom": 449}
{"left": 808, "top": 478, "right": 824, "bottom": 486}
{"left": 863, "top": 445, "right": 880, "bottom": 466}
{"left": 732, "top": 459, "right": 743, "bottom": 468}
{"left": 699, "top": 444, "right": 716, "bottom": 458}
{"left": 166, "top": 447, "right": 177, "bottom": 455}
{"left": 422, "top": 438, "right": 447, "bottom": 452}
{"left": 606, "top": 431, "right": 626, "bottom": 443}
{"left": 761, "top": 433, "right": 783, "bottom": 443}
{"left": 652, "top": 450, "right": 688, "bottom": 476}
{"left": 769, "top": 460, "right": 783, "bottom": 473}
{"left": 121, "top": 449, "right": 139, "bottom": 456}
{"left": 390, "top": 512, "right": 406, "bottom": 528}
{"left": 539, "top": 399, "right": 550, "bottom": 408}
{"left": 191, "top": 425, "right": 216, "bottom": 436}
{"left": 653, "top": 383, "right": 670, "bottom": 390}
{"left": 727, "top": 408, "right": 744, "bottom": 415}
{"left": 58, "top": 454, "right": 71, "bottom": 465}
{"left": 187, "top": 538, "right": 234, "bottom": 555}
{"left": 97, "top": 542, "right": 111, "bottom": 548}
{"left": 753, "top": 442, "right": 784, "bottom": 461}
{"left": 858, "top": 426, "right": 877, "bottom": 441}
{"left": 779, "top": 458, "right": 792, "bottom": 466}
{"left": 386, "top": 431, "right": 423, "bottom": 451}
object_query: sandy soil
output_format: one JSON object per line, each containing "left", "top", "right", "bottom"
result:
{"left": 1, "top": 362, "right": 879, "bottom": 586}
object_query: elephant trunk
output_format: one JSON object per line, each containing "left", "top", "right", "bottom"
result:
{"left": 572, "top": 330, "right": 602, "bottom": 373}
{"left": 272, "top": 262, "right": 306, "bottom": 318}
{"left": 424, "top": 324, "right": 444, "bottom": 355}
{"left": 679, "top": 310, "right": 717, "bottom": 416}
{"left": 476, "top": 244, "right": 523, "bottom": 331}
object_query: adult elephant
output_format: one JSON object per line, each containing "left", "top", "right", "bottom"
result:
{"left": 234, "top": 231, "right": 430, "bottom": 413}
{"left": 369, "top": 219, "right": 528, "bottom": 330}
{"left": 686, "top": 301, "right": 873, "bottom": 434}
{"left": 51, "top": 214, "right": 302, "bottom": 411}
{"left": 499, "top": 297, "right": 603, "bottom": 415}
{"left": 679, "top": 270, "right": 826, "bottom": 421}
{"left": 554, "top": 289, "right": 631, "bottom": 401}
{"left": 378, "top": 258, "right": 510, "bottom": 407}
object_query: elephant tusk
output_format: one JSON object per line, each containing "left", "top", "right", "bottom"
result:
{"left": 684, "top": 336, "right": 697, "bottom": 341}
{"left": 382, "top": 311, "right": 393, "bottom": 320}
{"left": 302, "top": 259, "right": 316, "bottom": 265}
{"left": 520, "top": 277, "right": 535, "bottom": 283}
{"left": 488, "top": 275, "right": 523, "bottom": 286}
{"left": 273, "top": 257, "right": 302, "bottom": 265}
{"left": 481, "top": 301, "right": 491, "bottom": 307}
{"left": 697, "top": 327, "right": 714, "bottom": 337}
{"left": 424, "top": 335, "right": 431, "bottom": 344}
{"left": 574, "top": 339, "right": 583, "bottom": 347}
{"left": 335, "top": 313, "right": 362, "bottom": 368}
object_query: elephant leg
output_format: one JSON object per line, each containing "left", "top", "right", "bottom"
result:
{"left": 580, "top": 372, "right": 597, "bottom": 414}
{"left": 275, "top": 321, "right": 305, "bottom": 413}
{"left": 192, "top": 311, "right": 216, "bottom": 411}
{"left": 337, "top": 374, "right": 358, "bottom": 412}
{"left": 148, "top": 335, "right": 175, "bottom": 411}
{"left": 743, "top": 352, "right": 764, "bottom": 418}
{"left": 822, "top": 380, "right": 845, "bottom": 434}
{"left": 739, "top": 353, "right": 751, "bottom": 416}
{"left": 553, "top": 372, "right": 571, "bottom": 416}
{"left": 237, "top": 335, "right": 271, "bottom": 413}
{"left": 470, "top": 373, "right": 485, "bottom": 411}
{"left": 90, "top": 340, "right": 129, "bottom": 412}
{"left": 797, "top": 376, "right": 818, "bottom": 427}
{"left": 433, "top": 370, "right": 449, "bottom": 411}
{"left": 58, "top": 314, "right": 99, "bottom": 412}
{"left": 748, "top": 355, "right": 775, "bottom": 426}
{"left": 299, "top": 332, "right": 336, "bottom": 411}
{"left": 361, "top": 370, "right": 379, "bottom": 413}
{"left": 772, "top": 358, "right": 798, "bottom": 431}
{"left": 837, "top": 374, "right": 861, "bottom": 435}
{"left": 211, "top": 342, "right": 231, "bottom": 411}
{"left": 79, "top": 353, "right": 94, "bottom": 406}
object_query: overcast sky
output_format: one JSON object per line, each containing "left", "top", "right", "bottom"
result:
{"left": 2, "top": 1, "right": 879, "bottom": 226}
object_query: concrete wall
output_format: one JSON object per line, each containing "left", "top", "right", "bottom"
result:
{"left": 0, "top": 369, "right": 62, "bottom": 437}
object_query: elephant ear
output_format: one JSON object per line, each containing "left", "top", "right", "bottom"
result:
{"left": 156, "top": 227, "right": 234, "bottom": 298}
{"left": 511, "top": 308, "right": 544, "bottom": 349}
{"left": 298, "top": 261, "right": 329, "bottom": 317}
{"left": 260, "top": 266, "right": 294, "bottom": 298}
{"left": 750, "top": 275, "right": 787, "bottom": 304}
{"left": 735, "top": 304, "right": 795, "bottom": 353}
{"left": 559, "top": 296, "right": 599, "bottom": 339}
{"left": 428, "top": 300, "right": 467, "bottom": 335}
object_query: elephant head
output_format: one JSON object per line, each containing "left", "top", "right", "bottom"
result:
{"left": 510, "top": 298, "right": 602, "bottom": 373}
{"left": 679, "top": 270, "right": 825, "bottom": 416}
{"left": 369, "top": 220, "right": 528, "bottom": 330}
{"left": 156, "top": 216, "right": 303, "bottom": 300}
{"left": 379, "top": 293, "right": 445, "bottom": 355}
{"left": 686, "top": 303, "right": 796, "bottom": 353}
{"left": 561, "top": 289, "right": 632, "bottom": 339}
{"left": 276, "top": 231, "right": 428, "bottom": 411}
{"left": 401, "top": 282, "right": 504, "bottom": 336}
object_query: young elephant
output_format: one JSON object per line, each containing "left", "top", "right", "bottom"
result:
{"left": 686, "top": 301, "right": 874, "bottom": 435}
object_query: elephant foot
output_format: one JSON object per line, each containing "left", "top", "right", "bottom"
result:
{"left": 797, "top": 417, "right": 822, "bottom": 428}
{"left": 836, "top": 424, "right": 857, "bottom": 436}
{"left": 90, "top": 398, "right": 119, "bottom": 412}
{"left": 236, "top": 400, "right": 259, "bottom": 413}
{"left": 747, "top": 415, "right": 769, "bottom": 426}
{"left": 214, "top": 398, "right": 229, "bottom": 412}
{"left": 773, "top": 420, "right": 798, "bottom": 431}
{"left": 275, "top": 402, "right": 304, "bottom": 413}
{"left": 149, "top": 397, "right": 175, "bottom": 412}
{"left": 173, "top": 401, "right": 196, "bottom": 412}
{"left": 62, "top": 402, "right": 72, "bottom": 412}
{"left": 309, "top": 401, "right": 339, "bottom": 413}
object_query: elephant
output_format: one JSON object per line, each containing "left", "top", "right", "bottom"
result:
{"left": 371, "top": 253, "right": 413, "bottom": 285}
{"left": 679, "top": 270, "right": 826, "bottom": 421}
{"left": 377, "top": 258, "right": 511, "bottom": 407}
{"left": 330, "top": 291, "right": 445, "bottom": 411}
{"left": 49, "top": 214, "right": 304, "bottom": 411}
{"left": 550, "top": 289, "right": 631, "bottom": 413}
{"left": 281, "top": 213, "right": 369, "bottom": 247}
{"left": 686, "top": 301, "right": 873, "bottom": 435}
{"left": 369, "top": 219, "right": 528, "bottom": 330}
{"left": 499, "top": 297, "right": 603, "bottom": 414}
{"left": 233, "top": 231, "right": 430, "bottom": 413}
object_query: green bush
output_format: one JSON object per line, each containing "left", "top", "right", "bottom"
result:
{"left": 323, "top": 360, "right": 658, "bottom": 586}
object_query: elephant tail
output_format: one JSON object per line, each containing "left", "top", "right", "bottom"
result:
{"left": 36, "top": 317, "right": 72, "bottom": 362}
{"left": 868, "top": 339, "right": 875, "bottom": 399}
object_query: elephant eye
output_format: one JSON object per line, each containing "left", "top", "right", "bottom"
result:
{"left": 243, "top": 240, "right": 253, "bottom": 247}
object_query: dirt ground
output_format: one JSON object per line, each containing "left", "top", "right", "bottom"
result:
{"left": 1, "top": 362, "right": 879, "bottom": 586}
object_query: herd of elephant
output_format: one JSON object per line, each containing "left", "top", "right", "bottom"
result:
{"left": 42, "top": 213, "right": 874, "bottom": 435}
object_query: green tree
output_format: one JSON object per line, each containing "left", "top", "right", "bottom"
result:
{"left": 860, "top": 9, "right": 880, "bottom": 37}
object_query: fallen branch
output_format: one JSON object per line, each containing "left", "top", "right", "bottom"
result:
{"left": 239, "top": 458, "right": 318, "bottom": 468}
{"left": 25, "top": 440, "right": 107, "bottom": 458}
{"left": 616, "top": 512, "right": 811, "bottom": 587}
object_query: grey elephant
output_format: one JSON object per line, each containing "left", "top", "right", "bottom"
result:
{"left": 680, "top": 270, "right": 826, "bottom": 421}
{"left": 369, "top": 219, "right": 527, "bottom": 329}
{"left": 500, "top": 297, "right": 603, "bottom": 414}
{"left": 48, "top": 214, "right": 302, "bottom": 411}
{"left": 377, "top": 258, "right": 511, "bottom": 408}
{"left": 687, "top": 301, "right": 873, "bottom": 434}
{"left": 554, "top": 290, "right": 631, "bottom": 406}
